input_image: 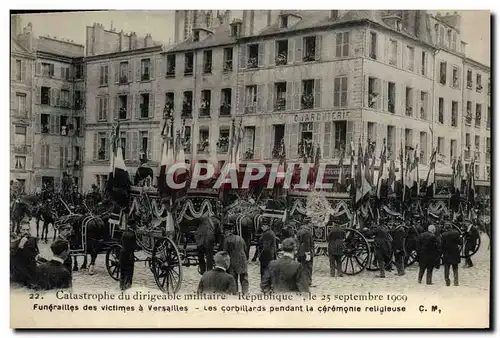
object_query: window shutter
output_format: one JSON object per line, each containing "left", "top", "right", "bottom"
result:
{"left": 56, "top": 89, "right": 61, "bottom": 106}
{"left": 147, "top": 131, "right": 153, "bottom": 160}
{"left": 46, "top": 145, "right": 51, "bottom": 168}
{"left": 135, "top": 94, "right": 140, "bottom": 119}
{"left": 384, "top": 37, "right": 389, "bottom": 63}
{"left": 36, "top": 86, "right": 41, "bottom": 104}
{"left": 289, "top": 124, "right": 299, "bottom": 158}
{"left": 258, "top": 43, "right": 265, "bottom": 67}
{"left": 127, "top": 94, "right": 133, "bottom": 119}
{"left": 131, "top": 131, "right": 139, "bottom": 161}
{"left": 114, "top": 62, "right": 119, "bottom": 83}
{"left": 60, "top": 146, "right": 64, "bottom": 168}
{"left": 150, "top": 58, "right": 155, "bottom": 80}
{"left": 157, "top": 56, "right": 164, "bottom": 78}
{"left": 314, "top": 79, "right": 321, "bottom": 108}
{"left": 36, "top": 61, "right": 41, "bottom": 75}
{"left": 50, "top": 64, "right": 54, "bottom": 77}
{"left": 35, "top": 113, "right": 41, "bottom": 133}
{"left": 114, "top": 96, "right": 119, "bottom": 120}
{"left": 21, "top": 61, "right": 26, "bottom": 83}
{"left": 253, "top": 126, "right": 261, "bottom": 159}
{"left": 104, "top": 97, "right": 109, "bottom": 121}
{"left": 323, "top": 122, "right": 331, "bottom": 158}
{"left": 177, "top": 54, "right": 184, "bottom": 76}
{"left": 268, "top": 83, "right": 274, "bottom": 112}
{"left": 313, "top": 122, "right": 320, "bottom": 145}
{"left": 50, "top": 88, "right": 55, "bottom": 106}
{"left": 127, "top": 60, "right": 133, "bottom": 81}
{"left": 136, "top": 59, "right": 141, "bottom": 81}
{"left": 269, "top": 41, "right": 275, "bottom": 66}
{"left": 149, "top": 93, "right": 155, "bottom": 118}
{"left": 125, "top": 131, "right": 131, "bottom": 161}
{"left": 55, "top": 115, "right": 61, "bottom": 136}
{"left": 264, "top": 124, "right": 273, "bottom": 159}
{"left": 239, "top": 45, "right": 247, "bottom": 69}
{"left": 416, "top": 90, "right": 421, "bottom": 118}
{"left": 346, "top": 121, "right": 354, "bottom": 150}
{"left": 286, "top": 82, "right": 293, "bottom": 111}
{"left": 257, "top": 85, "right": 265, "bottom": 112}
{"left": 237, "top": 85, "right": 244, "bottom": 115}
{"left": 287, "top": 38, "right": 294, "bottom": 64}
{"left": 48, "top": 115, "right": 54, "bottom": 134}
{"left": 293, "top": 81, "right": 300, "bottom": 110}
{"left": 40, "top": 145, "right": 44, "bottom": 167}
{"left": 383, "top": 80, "right": 388, "bottom": 111}
{"left": 60, "top": 66, "right": 64, "bottom": 79}
{"left": 295, "top": 37, "right": 302, "bottom": 62}
{"left": 105, "top": 132, "right": 110, "bottom": 160}
{"left": 315, "top": 35, "right": 322, "bottom": 60}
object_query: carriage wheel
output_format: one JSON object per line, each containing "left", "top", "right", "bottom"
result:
{"left": 151, "top": 237, "right": 183, "bottom": 293}
{"left": 366, "top": 242, "right": 392, "bottom": 272}
{"left": 454, "top": 224, "right": 482, "bottom": 258}
{"left": 105, "top": 244, "right": 122, "bottom": 281}
{"left": 341, "top": 229, "right": 370, "bottom": 275}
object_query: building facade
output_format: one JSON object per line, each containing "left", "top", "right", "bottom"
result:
{"left": 80, "top": 10, "right": 491, "bottom": 192}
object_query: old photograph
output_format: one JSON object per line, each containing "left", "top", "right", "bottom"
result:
{"left": 9, "top": 9, "right": 491, "bottom": 328}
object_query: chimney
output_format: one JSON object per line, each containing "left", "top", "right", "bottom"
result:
{"left": 11, "top": 15, "right": 21, "bottom": 38}
{"left": 144, "top": 33, "right": 153, "bottom": 47}
{"left": 130, "top": 32, "right": 137, "bottom": 50}
{"left": 119, "top": 30, "right": 125, "bottom": 51}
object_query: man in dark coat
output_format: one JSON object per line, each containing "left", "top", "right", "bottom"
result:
{"left": 327, "top": 223, "right": 345, "bottom": 277}
{"left": 197, "top": 251, "right": 237, "bottom": 294}
{"left": 440, "top": 222, "right": 461, "bottom": 286}
{"left": 134, "top": 154, "right": 154, "bottom": 186}
{"left": 391, "top": 220, "right": 406, "bottom": 276}
{"left": 36, "top": 240, "right": 72, "bottom": 290}
{"left": 261, "top": 238, "right": 309, "bottom": 293}
{"left": 119, "top": 222, "right": 136, "bottom": 291}
{"left": 56, "top": 225, "right": 74, "bottom": 275}
{"left": 11, "top": 223, "right": 40, "bottom": 288}
{"left": 374, "top": 223, "right": 393, "bottom": 278}
{"left": 195, "top": 216, "right": 217, "bottom": 274}
{"left": 223, "top": 225, "right": 249, "bottom": 294}
{"left": 463, "top": 221, "right": 480, "bottom": 268}
{"left": 417, "top": 225, "right": 440, "bottom": 285}
{"left": 258, "top": 222, "right": 277, "bottom": 282}
{"left": 297, "top": 222, "right": 314, "bottom": 286}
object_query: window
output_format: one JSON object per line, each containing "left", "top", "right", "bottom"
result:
{"left": 405, "top": 87, "right": 413, "bottom": 117}
{"left": 299, "top": 122, "right": 313, "bottom": 152}
{"left": 465, "top": 133, "right": 471, "bottom": 160}
{"left": 182, "top": 91, "right": 193, "bottom": 116}
{"left": 245, "top": 85, "right": 257, "bottom": 113}
{"left": 420, "top": 91, "right": 428, "bottom": 120}
{"left": 447, "top": 29, "right": 452, "bottom": 48}
{"left": 140, "top": 131, "right": 149, "bottom": 156}
{"left": 280, "top": 15, "right": 288, "bottom": 28}
{"left": 40, "top": 145, "right": 50, "bottom": 167}
{"left": 41, "top": 114, "right": 50, "bottom": 133}
{"left": 223, "top": 48, "right": 233, "bottom": 71}
{"left": 75, "top": 64, "right": 84, "bottom": 79}
{"left": 476, "top": 73, "right": 483, "bottom": 91}
{"left": 334, "top": 121, "right": 347, "bottom": 151}
{"left": 467, "top": 70, "right": 473, "bottom": 88}
{"left": 334, "top": 77, "right": 348, "bottom": 108}
{"left": 15, "top": 60, "right": 22, "bottom": 81}
{"left": 41, "top": 87, "right": 50, "bottom": 105}
{"left": 439, "top": 62, "right": 447, "bottom": 84}
{"left": 184, "top": 126, "right": 191, "bottom": 154}
{"left": 119, "top": 61, "right": 129, "bottom": 83}
{"left": 193, "top": 30, "right": 200, "bottom": 42}
{"left": 475, "top": 104, "right": 482, "bottom": 127}
{"left": 395, "top": 20, "right": 402, "bottom": 31}
{"left": 301, "top": 80, "right": 315, "bottom": 109}
{"left": 405, "top": 128, "right": 412, "bottom": 150}
{"left": 230, "top": 24, "right": 240, "bottom": 37}
{"left": 389, "top": 40, "right": 397, "bottom": 65}
{"left": 99, "top": 65, "right": 109, "bottom": 85}
{"left": 119, "top": 95, "right": 128, "bottom": 119}
{"left": 451, "top": 101, "right": 458, "bottom": 127}
{"left": 474, "top": 164, "right": 479, "bottom": 179}
{"left": 60, "top": 66, "right": 70, "bottom": 80}
{"left": 200, "top": 90, "right": 211, "bottom": 117}
{"left": 274, "top": 82, "right": 287, "bottom": 111}
{"left": 275, "top": 40, "right": 288, "bottom": 65}
{"left": 369, "top": 32, "right": 377, "bottom": 59}
{"left": 203, "top": 50, "right": 212, "bottom": 74}
{"left": 166, "top": 55, "right": 176, "bottom": 77}
{"left": 438, "top": 98, "right": 444, "bottom": 124}
{"left": 303, "top": 36, "right": 317, "bottom": 61}
{"left": 336, "top": 32, "right": 349, "bottom": 57}
{"left": 247, "top": 44, "right": 259, "bottom": 68}
{"left": 451, "top": 31, "right": 457, "bottom": 50}
{"left": 420, "top": 132, "right": 428, "bottom": 164}
{"left": 421, "top": 51, "right": 427, "bottom": 75}
{"left": 42, "top": 63, "right": 54, "bottom": 77}
{"left": 184, "top": 52, "right": 194, "bottom": 76}
{"left": 60, "top": 90, "right": 70, "bottom": 107}
{"left": 450, "top": 139, "right": 457, "bottom": 161}
{"left": 15, "top": 126, "right": 26, "bottom": 135}
{"left": 475, "top": 135, "right": 480, "bottom": 151}
{"left": 140, "top": 93, "right": 150, "bottom": 118}
{"left": 98, "top": 132, "right": 107, "bottom": 160}
{"left": 60, "top": 115, "right": 69, "bottom": 135}
{"left": 217, "top": 128, "right": 230, "bottom": 153}
{"left": 273, "top": 125, "right": 285, "bottom": 155}
{"left": 243, "top": 126, "right": 256, "bottom": 159}
{"left": 118, "top": 132, "right": 127, "bottom": 157}
{"left": 220, "top": 88, "right": 231, "bottom": 116}
{"left": 438, "top": 137, "right": 444, "bottom": 158}
{"left": 387, "top": 125, "right": 395, "bottom": 157}
{"left": 388, "top": 82, "right": 395, "bottom": 113}
{"left": 74, "top": 91, "right": 83, "bottom": 110}
{"left": 98, "top": 96, "right": 108, "bottom": 121}
{"left": 486, "top": 137, "right": 491, "bottom": 155}
{"left": 486, "top": 166, "right": 490, "bottom": 180}
{"left": 439, "top": 26, "right": 444, "bottom": 45}
{"left": 74, "top": 117, "right": 82, "bottom": 136}
{"left": 14, "top": 156, "right": 26, "bottom": 170}
{"left": 140, "top": 59, "right": 151, "bottom": 81}
{"left": 198, "top": 128, "right": 210, "bottom": 153}
{"left": 367, "top": 122, "right": 375, "bottom": 144}
{"left": 452, "top": 66, "right": 459, "bottom": 88}
{"left": 466, "top": 101, "right": 472, "bottom": 124}
{"left": 16, "top": 93, "right": 26, "bottom": 115}
{"left": 406, "top": 46, "right": 415, "bottom": 71}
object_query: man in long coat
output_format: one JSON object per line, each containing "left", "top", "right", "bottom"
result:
{"left": 258, "top": 222, "right": 276, "bottom": 282}
{"left": 374, "top": 223, "right": 393, "bottom": 278}
{"left": 463, "top": 221, "right": 480, "bottom": 268}
{"left": 327, "top": 222, "right": 345, "bottom": 277}
{"left": 391, "top": 220, "right": 406, "bottom": 276}
{"left": 417, "top": 224, "right": 440, "bottom": 285}
{"left": 197, "top": 251, "right": 237, "bottom": 294}
{"left": 223, "top": 224, "right": 249, "bottom": 294}
{"left": 297, "top": 222, "right": 314, "bottom": 286}
{"left": 440, "top": 222, "right": 461, "bottom": 286}
{"left": 195, "top": 216, "right": 218, "bottom": 274}
{"left": 261, "top": 238, "right": 309, "bottom": 293}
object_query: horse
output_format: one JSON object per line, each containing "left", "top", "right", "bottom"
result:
{"left": 10, "top": 199, "right": 31, "bottom": 234}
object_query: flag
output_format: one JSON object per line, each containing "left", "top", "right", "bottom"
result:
{"left": 158, "top": 135, "right": 175, "bottom": 197}
{"left": 106, "top": 122, "right": 131, "bottom": 209}
{"left": 355, "top": 141, "right": 372, "bottom": 206}
{"left": 425, "top": 149, "right": 437, "bottom": 197}
{"left": 337, "top": 149, "right": 345, "bottom": 186}
{"left": 405, "top": 146, "right": 415, "bottom": 189}
{"left": 399, "top": 138, "right": 405, "bottom": 201}
{"left": 348, "top": 141, "right": 356, "bottom": 199}
{"left": 453, "top": 156, "right": 463, "bottom": 193}
{"left": 388, "top": 159, "right": 396, "bottom": 193}
{"left": 468, "top": 155, "right": 476, "bottom": 205}
{"left": 377, "top": 139, "right": 389, "bottom": 199}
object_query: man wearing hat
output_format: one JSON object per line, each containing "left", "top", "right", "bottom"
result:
{"left": 119, "top": 216, "right": 137, "bottom": 291}
{"left": 297, "top": 219, "right": 315, "bottom": 286}
{"left": 373, "top": 222, "right": 393, "bottom": 278}
{"left": 36, "top": 239, "right": 72, "bottom": 290}
{"left": 134, "top": 151, "right": 154, "bottom": 186}
{"left": 197, "top": 251, "right": 237, "bottom": 294}
{"left": 391, "top": 219, "right": 406, "bottom": 276}
{"left": 261, "top": 238, "right": 309, "bottom": 293}
{"left": 417, "top": 224, "right": 440, "bottom": 285}
{"left": 327, "top": 220, "right": 345, "bottom": 277}
{"left": 440, "top": 222, "right": 461, "bottom": 286}
{"left": 56, "top": 224, "right": 74, "bottom": 275}
{"left": 258, "top": 221, "right": 277, "bottom": 282}
{"left": 223, "top": 224, "right": 249, "bottom": 294}
{"left": 463, "top": 220, "right": 480, "bottom": 268}
{"left": 11, "top": 223, "right": 40, "bottom": 288}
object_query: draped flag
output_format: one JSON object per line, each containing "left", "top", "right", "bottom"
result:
{"left": 388, "top": 159, "right": 396, "bottom": 193}
{"left": 399, "top": 138, "right": 405, "bottom": 201}
{"left": 467, "top": 154, "right": 476, "bottom": 205}
{"left": 377, "top": 139, "right": 389, "bottom": 199}
{"left": 338, "top": 149, "right": 345, "bottom": 187}
{"left": 355, "top": 142, "right": 372, "bottom": 206}
{"left": 158, "top": 121, "right": 175, "bottom": 197}
{"left": 174, "top": 131, "right": 188, "bottom": 192}
{"left": 405, "top": 146, "right": 415, "bottom": 190}
{"left": 425, "top": 148, "right": 437, "bottom": 197}
{"left": 453, "top": 156, "right": 463, "bottom": 193}
{"left": 106, "top": 122, "right": 131, "bottom": 209}
{"left": 348, "top": 141, "right": 356, "bottom": 199}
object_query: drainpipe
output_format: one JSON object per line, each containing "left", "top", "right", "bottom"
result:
{"left": 431, "top": 49, "right": 440, "bottom": 153}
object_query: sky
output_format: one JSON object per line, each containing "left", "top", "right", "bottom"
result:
{"left": 16, "top": 10, "right": 490, "bottom": 65}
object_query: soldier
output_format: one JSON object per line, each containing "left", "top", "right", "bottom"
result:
{"left": 327, "top": 221, "right": 345, "bottom": 277}
{"left": 197, "top": 251, "right": 237, "bottom": 294}
{"left": 35, "top": 239, "right": 72, "bottom": 290}
{"left": 223, "top": 224, "right": 249, "bottom": 294}
{"left": 261, "top": 238, "right": 309, "bottom": 293}
{"left": 297, "top": 222, "right": 314, "bottom": 286}
{"left": 391, "top": 219, "right": 406, "bottom": 276}
{"left": 258, "top": 222, "right": 277, "bottom": 282}
{"left": 373, "top": 222, "right": 393, "bottom": 278}
{"left": 463, "top": 220, "right": 480, "bottom": 268}
{"left": 417, "top": 225, "right": 440, "bottom": 285}
{"left": 440, "top": 222, "right": 461, "bottom": 286}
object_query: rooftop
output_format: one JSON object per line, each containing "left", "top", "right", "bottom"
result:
{"left": 36, "top": 36, "right": 84, "bottom": 58}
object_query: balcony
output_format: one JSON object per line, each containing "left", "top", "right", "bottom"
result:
{"left": 420, "top": 107, "right": 426, "bottom": 120}
{"left": 203, "top": 63, "right": 212, "bottom": 74}
{"left": 216, "top": 142, "right": 229, "bottom": 154}
{"left": 302, "top": 53, "right": 315, "bottom": 62}
{"left": 223, "top": 60, "right": 233, "bottom": 72}
{"left": 368, "top": 93, "right": 378, "bottom": 109}
{"left": 389, "top": 58, "right": 396, "bottom": 66}
{"left": 163, "top": 103, "right": 174, "bottom": 119}
{"left": 301, "top": 94, "right": 314, "bottom": 110}
{"left": 184, "top": 65, "right": 193, "bottom": 76}
{"left": 276, "top": 52, "right": 287, "bottom": 66}
{"left": 243, "top": 149, "right": 254, "bottom": 160}
{"left": 476, "top": 84, "right": 483, "bottom": 92}
{"left": 60, "top": 101, "right": 71, "bottom": 108}
{"left": 199, "top": 104, "right": 211, "bottom": 118}
{"left": 182, "top": 103, "right": 192, "bottom": 118}
{"left": 245, "top": 104, "right": 256, "bottom": 114}
{"left": 467, "top": 80, "right": 473, "bottom": 88}
{"left": 141, "top": 72, "right": 150, "bottom": 81}
{"left": 197, "top": 141, "right": 209, "bottom": 154}
{"left": 439, "top": 75, "right": 446, "bottom": 85}
{"left": 247, "top": 57, "right": 258, "bottom": 69}
{"left": 220, "top": 104, "right": 231, "bottom": 116}
{"left": 388, "top": 102, "right": 395, "bottom": 113}
{"left": 405, "top": 105, "right": 413, "bottom": 117}
{"left": 12, "top": 109, "right": 28, "bottom": 119}
{"left": 274, "top": 98, "right": 286, "bottom": 111}
{"left": 13, "top": 144, "right": 29, "bottom": 154}
{"left": 475, "top": 117, "right": 481, "bottom": 128}
{"left": 465, "top": 112, "right": 472, "bottom": 125}
{"left": 166, "top": 67, "right": 175, "bottom": 78}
